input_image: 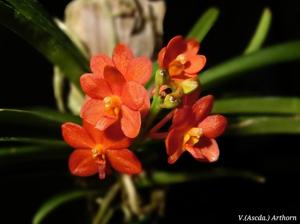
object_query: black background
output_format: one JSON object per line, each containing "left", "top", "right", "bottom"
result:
{"left": 0, "top": 0, "right": 300, "bottom": 223}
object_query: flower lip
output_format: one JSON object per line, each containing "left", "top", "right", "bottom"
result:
{"left": 183, "top": 127, "right": 203, "bottom": 148}
{"left": 103, "top": 95, "right": 122, "bottom": 117}
{"left": 92, "top": 144, "right": 105, "bottom": 159}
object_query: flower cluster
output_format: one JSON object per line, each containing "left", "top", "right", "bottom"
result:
{"left": 62, "top": 35, "right": 227, "bottom": 180}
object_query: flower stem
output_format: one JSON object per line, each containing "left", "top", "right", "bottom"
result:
{"left": 92, "top": 182, "right": 120, "bottom": 224}
{"left": 121, "top": 174, "right": 141, "bottom": 216}
{"left": 145, "top": 95, "right": 162, "bottom": 131}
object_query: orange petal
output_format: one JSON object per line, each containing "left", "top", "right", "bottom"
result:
{"left": 192, "top": 95, "right": 214, "bottom": 123}
{"left": 187, "top": 137, "right": 219, "bottom": 162}
{"left": 69, "top": 149, "right": 98, "bottom": 176}
{"left": 103, "top": 122, "right": 131, "bottom": 149}
{"left": 106, "top": 148, "right": 142, "bottom": 174}
{"left": 121, "top": 81, "right": 148, "bottom": 110}
{"left": 113, "top": 44, "right": 133, "bottom": 75}
{"left": 165, "top": 127, "right": 185, "bottom": 156}
{"left": 120, "top": 105, "right": 141, "bottom": 138}
{"left": 186, "top": 38, "right": 200, "bottom": 54}
{"left": 171, "top": 106, "right": 194, "bottom": 129}
{"left": 168, "top": 60, "right": 185, "bottom": 77}
{"left": 163, "top": 36, "right": 186, "bottom": 66}
{"left": 140, "top": 93, "right": 150, "bottom": 118}
{"left": 96, "top": 115, "right": 118, "bottom": 131}
{"left": 62, "top": 122, "right": 95, "bottom": 148}
{"left": 103, "top": 66, "right": 126, "bottom": 96}
{"left": 90, "top": 54, "right": 113, "bottom": 79}
{"left": 167, "top": 148, "right": 185, "bottom": 164}
{"left": 184, "top": 55, "right": 206, "bottom": 74}
{"left": 125, "top": 57, "right": 152, "bottom": 84}
{"left": 198, "top": 115, "right": 227, "bottom": 138}
{"left": 158, "top": 47, "right": 166, "bottom": 68}
{"left": 80, "top": 98, "right": 104, "bottom": 126}
{"left": 80, "top": 74, "right": 112, "bottom": 99}
{"left": 83, "top": 121, "right": 105, "bottom": 143}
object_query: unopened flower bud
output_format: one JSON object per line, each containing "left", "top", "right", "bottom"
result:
{"left": 161, "top": 94, "right": 181, "bottom": 109}
{"left": 180, "top": 78, "right": 200, "bottom": 94}
{"left": 155, "top": 69, "right": 168, "bottom": 86}
{"left": 159, "top": 85, "right": 172, "bottom": 98}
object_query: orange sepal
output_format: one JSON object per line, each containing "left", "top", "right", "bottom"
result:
{"left": 106, "top": 148, "right": 142, "bottom": 175}
{"left": 165, "top": 127, "right": 185, "bottom": 156}
{"left": 171, "top": 106, "right": 194, "bottom": 129}
{"left": 80, "top": 74, "right": 112, "bottom": 99}
{"left": 62, "top": 122, "right": 95, "bottom": 149}
{"left": 103, "top": 66, "right": 126, "bottom": 96}
{"left": 122, "top": 81, "right": 148, "bottom": 110}
{"left": 186, "top": 38, "right": 200, "bottom": 54}
{"left": 69, "top": 149, "right": 98, "bottom": 176}
{"left": 163, "top": 35, "right": 186, "bottom": 66}
{"left": 90, "top": 54, "right": 113, "bottom": 79}
{"left": 80, "top": 98, "right": 104, "bottom": 126}
{"left": 103, "top": 122, "right": 131, "bottom": 149}
{"left": 113, "top": 44, "right": 133, "bottom": 75}
{"left": 158, "top": 47, "right": 166, "bottom": 68}
{"left": 192, "top": 95, "right": 214, "bottom": 123}
{"left": 125, "top": 57, "right": 152, "bottom": 84}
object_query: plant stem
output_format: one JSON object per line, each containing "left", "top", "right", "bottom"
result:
{"left": 145, "top": 95, "right": 162, "bottom": 131}
{"left": 92, "top": 182, "right": 121, "bottom": 224}
{"left": 121, "top": 174, "right": 141, "bottom": 216}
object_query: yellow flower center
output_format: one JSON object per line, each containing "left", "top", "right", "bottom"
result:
{"left": 183, "top": 127, "right": 203, "bottom": 148}
{"left": 92, "top": 144, "right": 105, "bottom": 160}
{"left": 103, "top": 95, "right": 121, "bottom": 117}
{"left": 168, "top": 54, "right": 187, "bottom": 77}
{"left": 176, "top": 54, "right": 187, "bottom": 64}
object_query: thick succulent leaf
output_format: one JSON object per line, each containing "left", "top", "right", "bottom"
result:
{"left": 137, "top": 168, "right": 265, "bottom": 187}
{"left": 244, "top": 8, "right": 272, "bottom": 54}
{"left": 187, "top": 7, "right": 220, "bottom": 42}
{"left": 213, "top": 97, "right": 300, "bottom": 115}
{"left": 0, "top": 144, "right": 69, "bottom": 159}
{"left": 228, "top": 116, "right": 300, "bottom": 135}
{"left": 32, "top": 190, "right": 94, "bottom": 224}
{"left": 0, "top": 108, "right": 80, "bottom": 125}
{"left": 0, "top": 0, "right": 89, "bottom": 89}
{"left": 201, "top": 41, "right": 300, "bottom": 90}
{"left": 0, "top": 137, "right": 66, "bottom": 146}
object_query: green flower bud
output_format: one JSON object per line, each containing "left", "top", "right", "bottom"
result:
{"left": 180, "top": 78, "right": 200, "bottom": 94}
{"left": 155, "top": 69, "right": 168, "bottom": 86}
{"left": 161, "top": 94, "right": 181, "bottom": 109}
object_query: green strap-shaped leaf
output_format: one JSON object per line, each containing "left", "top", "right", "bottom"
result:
{"left": 187, "top": 7, "right": 220, "bottom": 42}
{"left": 32, "top": 191, "right": 93, "bottom": 224}
{"left": 0, "top": 144, "right": 68, "bottom": 158}
{"left": 200, "top": 41, "right": 300, "bottom": 90}
{"left": 0, "top": 108, "right": 80, "bottom": 125}
{"left": 228, "top": 116, "right": 300, "bottom": 135}
{"left": 213, "top": 97, "right": 300, "bottom": 115}
{"left": 137, "top": 168, "right": 265, "bottom": 187}
{"left": 0, "top": 0, "right": 89, "bottom": 88}
{"left": 244, "top": 8, "right": 272, "bottom": 54}
{"left": 0, "top": 137, "right": 66, "bottom": 146}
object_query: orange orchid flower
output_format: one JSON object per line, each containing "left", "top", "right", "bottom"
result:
{"left": 158, "top": 35, "right": 206, "bottom": 79}
{"left": 80, "top": 44, "right": 152, "bottom": 138}
{"left": 62, "top": 121, "right": 142, "bottom": 180}
{"left": 165, "top": 95, "right": 227, "bottom": 164}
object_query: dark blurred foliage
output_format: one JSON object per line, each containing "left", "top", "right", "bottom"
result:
{"left": 0, "top": 0, "right": 300, "bottom": 223}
